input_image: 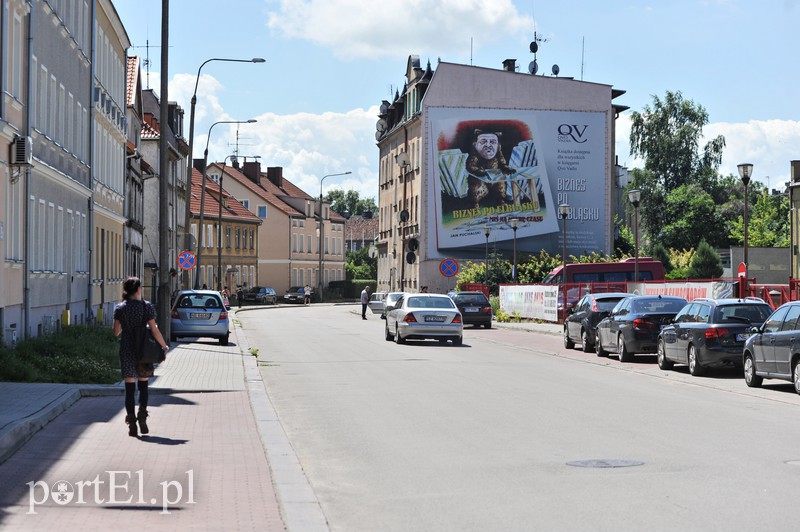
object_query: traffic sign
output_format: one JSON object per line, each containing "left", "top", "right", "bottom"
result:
{"left": 439, "top": 258, "right": 459, "bottom": 278}
{"left": 178, "top": 250, "right": 196, "bottom": 271}
{"left": 737, "top": 262, "right": 747, "bottom": 278}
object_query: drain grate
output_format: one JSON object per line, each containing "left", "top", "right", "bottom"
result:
{"left": 567, "top": 459, "right": 644, "bottom": 468}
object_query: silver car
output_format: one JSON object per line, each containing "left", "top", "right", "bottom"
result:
{"left": 385, "top": 293, "right": 463, "bottom": 345}
{"left": 170, "top": 290, "right": 230, "bottom": 345}
{"left": 368, "top": 292, "right": 387, "bottom": 314}
{"left": 381, "top": 292, "right": 408, "bottom": 319}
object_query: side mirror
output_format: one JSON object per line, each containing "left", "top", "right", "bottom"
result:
{"left": 749, "top": 325, "right": 761, "bottom": 334}
{"left": 566, "top": 307, "right": 575, "bottom": 316}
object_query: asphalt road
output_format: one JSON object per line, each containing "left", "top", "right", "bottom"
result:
{"left": 239, "top": 305, "right": 800, "bottom": 532}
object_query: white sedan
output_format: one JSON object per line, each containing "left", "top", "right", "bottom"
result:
{"left": 385, "top": 294, "right": 463, "bottom": 346}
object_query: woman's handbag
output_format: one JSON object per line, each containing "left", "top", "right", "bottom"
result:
{"left": 134, "top": 301, "right": 165, "bottom": 364}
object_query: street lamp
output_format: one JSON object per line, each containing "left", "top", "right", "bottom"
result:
{"left": 738, "top": 163, "right": 753, "bottom": 279}
{"left": 559, "top": 203, "right": 570, "bottom": 317}
{"left": 183, "top": 57, "right": 265, "bottom": 289}
{"left": 628, "top": 189, "right": 641, "bottom": 282}
{"left": 216, "top": 155, "right": 260, "bottom": 292}
{"left": 317, "top": 171, "right": 352, "bottom": 302}
{"left": 510, "top": 218, "right": 519, "bottom": 283}
{"left": 195, "top": 119, "right": 257, "bottom": 288}
{"left": 484, "top": 224, "right": 491, "bottom": 290}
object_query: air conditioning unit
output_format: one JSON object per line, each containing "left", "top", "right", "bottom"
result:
{"left": 11, "top": 135, "right": 32, "bottom": 165}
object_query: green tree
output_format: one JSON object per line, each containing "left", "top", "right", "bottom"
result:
{"left": 325, "top": 189, "right": 377, "bottom": 217}
{"left": 728, "top": 190, "right": 789, "bottom": 247}
{"left": 660, "top": 184, "right": 727, "bottom": 249}
{"left": 614, "top": 216, "right": 634, "bottom": 259}
{"left": 649, "top": 242, "right": 673, "bottom": 273}
{"left": 687, "top": 240, "right": 722, "bottom": 279}
{"left": 628, "top": 91, "right": 725, "bottom": 245}
{"left": 345, "top": 246, "right": 377, "bottom": 280}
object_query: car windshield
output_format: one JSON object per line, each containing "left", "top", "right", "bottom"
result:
{"left": 177, "top": 294, "right": 222, "bottom": 309}
{"left": 715, "top": 304, "right": 772, "bottom": 323}
{"left": 387, "top": 294, "right": 404, "bottom": 303}
{"left": 631, "top": 299, "right": 686, "bottom": 313}
{"left": 407, "top": 296, "right": 456, "bottom": 309}
{"left": 454, "top": 294, "right": 489, "bottom": 305}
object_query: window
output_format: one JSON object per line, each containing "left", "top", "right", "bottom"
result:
{"left": 226, "top": 227, "right": 231, "bottom": 249}
{"left": 249, "top": 229, "right": 255, "bottom": 250}
{"left": 257, "top": 205, "right": 267, "bottom": 219}
{"left": 235, "top": 228, "right": 241, "bottom": 249}
{"left": 242, "top": 199, "right": 249, "bottom": 210}
{"left": 299, "top": 235, "right": 304, "bottom": 253}
{"left": 307, "top": 235, "right": 312, "bottom": 254}
{"left": 56, "top": 207, "right": 64, "bottom": 272}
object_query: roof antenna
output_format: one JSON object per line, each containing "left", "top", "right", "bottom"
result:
{"left": 470, "top": 37, "right": 473, "bottom": 66}
{"left": 581, "top": 36, "right": 585, "bottom": 80}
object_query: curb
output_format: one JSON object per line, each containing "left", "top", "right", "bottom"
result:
{"left": 232, "top": 310, "right": 330, "bottom": 532}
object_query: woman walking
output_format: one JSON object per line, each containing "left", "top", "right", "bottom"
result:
{"left": 113, "top": 277, "right": 169, "bottom": 437}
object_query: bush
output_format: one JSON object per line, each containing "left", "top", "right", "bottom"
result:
{"left": 0, "top": 326, "right": 120, "bottom": 384}
{"left": 687, "top": 239, "right": 723, "bottom": 279}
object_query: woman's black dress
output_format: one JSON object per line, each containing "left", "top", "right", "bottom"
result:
{"left": 114, "top": 299, "right": 156, "bottom": 379}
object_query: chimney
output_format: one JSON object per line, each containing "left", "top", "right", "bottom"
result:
{"left": 502, "top": 59, "right": 516, "bottom": 72}
{"left": 792, "top": 160, "right": 800, "bottom": 183}
{"left": 242, "top": 161, "right": 261, "bottom": 184}
{"left": 193, "top": 158, "right": 205, "bottom": 173}
{"left": 266, "top": 166, "right": 283, "bottom": 188}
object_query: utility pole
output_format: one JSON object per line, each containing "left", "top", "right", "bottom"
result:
{"left": 157, "top": 0, "right": 170, "bottom": 336}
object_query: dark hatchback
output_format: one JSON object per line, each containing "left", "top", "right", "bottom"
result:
{"left": 742, "top": 301, "right": 800, "bottom": 393}
{"left": 450, "top": 291, "right": 493, "bottom": 328}
{"left": 657, "top": 298, "right": 772, "bottom": 376}
{"left": 595, "top": 295, "right": 687, "bottom": 362}
{"left": 563, "top": 292, "right": 631, "bottom": 352}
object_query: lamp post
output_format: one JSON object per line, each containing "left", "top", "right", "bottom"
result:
{"left": 216, "top": 155, "right": 260, "bottom": 292}
{"left": 738, "top": 163, "right": 753, "bottom": 279}
{"left": 484, "top": 224, "right": 491, "bottom": 290}
{"left": 195, "top": 119, "right": 257, "bottom": 288}
{"left": 183, "top": 57, "right": 265, "bottom": 289}
{"left": 559, "top": 203, "right": 570, "bottom": 317}
{"left": 628, "top": 189, "right": 641, "bottom": 282}
{"left": 510, "top": 218, "right": 519, "bottom": 283}
{"left": 317, "top": 171, "right": 352, "bottom": 302}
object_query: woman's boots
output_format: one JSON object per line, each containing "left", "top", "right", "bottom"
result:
{"left": 137, "top": 409, "right": 149, "bottom": 435}
{"left": 126, "top": 415, "right": 138, "bottom": 437}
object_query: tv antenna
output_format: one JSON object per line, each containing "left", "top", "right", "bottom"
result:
{"left": 130, "top": 39, "right": 172, "bottom": 89}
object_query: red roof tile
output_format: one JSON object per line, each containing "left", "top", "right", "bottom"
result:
{"left": 206, "top": 163, "right": 304, "bottom": 217}
{"left": 126, "top": 56, "right": 139, "bottom": 108}
{"left": 189, "top": 168, "right": 262, "bottom": 223}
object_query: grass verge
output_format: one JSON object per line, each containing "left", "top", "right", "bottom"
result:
{"left": 0, "top": 326, "right": 120, "bottom": 384}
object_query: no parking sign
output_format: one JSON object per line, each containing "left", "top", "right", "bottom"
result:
{"left": 439, "top": 258, "right": 459, "bottom": 278}
{"left": 178, "top": 250, "right": 196, "bottom": 271}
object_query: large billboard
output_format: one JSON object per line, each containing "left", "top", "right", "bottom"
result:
{"left": 427, "top": 108, "right": 608, "bottom": 257}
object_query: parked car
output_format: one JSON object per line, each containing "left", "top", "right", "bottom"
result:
{"left": 742, "top": 301, "right": 800, "bottom": 393}
{"left": 657, "top": 298, "right": 772, "bottom": 376}
{"left": 381, "top": 292, "right": 408, "bottom": 319}
{"left": 368, "top": 292, "right": 387, "bottom": 314}
{"left": 170, "top": 290, "right": 230, "bottom": 345}
{"left": 243, "top": 286, "right": 277, "bottom": 305}
{"left": 563, "top": 292, "right": 631, "bottom": 352}
{"left": 385, "top": 293, "right": 463, "bottom": 345}
{"left": 449, "top": 291, "right": 493, "bottom": 328}
{"left": 284, "top": 286, "right": 311, "bottom": 304}
{"left": 594, "top": 295, "right": 688, "bottom": 361}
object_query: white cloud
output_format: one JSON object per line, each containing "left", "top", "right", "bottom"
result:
{"left": 266, "top": 0, "right": 534, "bottom": 59}
{"left": 614, "top": 114, "right": 800, "bottom": 191}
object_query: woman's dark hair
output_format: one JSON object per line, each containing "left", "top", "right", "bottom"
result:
{"left": 122, "top": 277, "right": 142, "bottom": 301}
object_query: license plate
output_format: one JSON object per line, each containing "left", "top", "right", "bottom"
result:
{"left": 425, "top": 315, "right": 446, "bottom": 323}
{"left": 465, "top": 307, "right": 479, "bottom": 313}
{"left": 736, "top": 333, "right": 750, "bottom": 341}
{"left": 190, "top": 313, "right": 210, "bottom": 319}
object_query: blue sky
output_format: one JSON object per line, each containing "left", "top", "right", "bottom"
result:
{"left": 116, "top": 0, "right": 800, "bottom": 200}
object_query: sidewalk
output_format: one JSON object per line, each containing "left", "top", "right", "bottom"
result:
{"left": 0, "top": 313, "right": 327, "bottom": 531}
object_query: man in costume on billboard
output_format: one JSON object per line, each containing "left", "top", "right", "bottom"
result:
{"left": 465, "top": 130, "right": 516, "bottom": 209}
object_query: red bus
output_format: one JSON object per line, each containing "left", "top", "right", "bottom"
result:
{"left": 542, "top": 258, "right": 665, "bottom": 284}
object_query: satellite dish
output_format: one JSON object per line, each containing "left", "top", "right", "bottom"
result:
{"left": 406, "top": 252, "right": 417, "bottom": 264}
{"left": 376, "top": 119, "right": 388, "bottom": 132}
{"left": 375, "top": 131, "right": 382, "bottom": 141}
{"left": 407, "top": 238, "right": 419, "bottom": 252}
{"left": 552, "top": 64, "right": 560, "bottom": 76}
{"left": 529, "top": 41, "right": 538, "bottom": 54}
{"left": 399, "top": 209, "right": 410, "bottom": 223}
{"left": 528, "top": 60, "right": 538, "bottom": 75}
{"left": 368, "top": 245, "right": 378, "bottom": 259}
{"left": 183, "top": 233, "right": 197, "bottom": 252}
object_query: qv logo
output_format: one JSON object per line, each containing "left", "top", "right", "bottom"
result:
{"left": 557, "top": 124, "right": 589, "bottom": 143}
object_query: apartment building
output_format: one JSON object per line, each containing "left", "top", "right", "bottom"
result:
{"left": 123, "top": 55, "right": 148, "bottom": 281}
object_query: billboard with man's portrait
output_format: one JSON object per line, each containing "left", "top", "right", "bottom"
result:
{"left": 427, "top": 107, "right": 608, "bottom": 256}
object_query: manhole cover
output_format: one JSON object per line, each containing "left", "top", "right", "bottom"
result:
{"left": 566, "top": 459, "right": 644, "bottom": 468}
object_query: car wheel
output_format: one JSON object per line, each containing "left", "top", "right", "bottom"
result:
{"left": 657, "top": 340, "right": 674, "bottom": 370}
{"left": 219, "top": 334, "right": 229, "bottom": 346}
{"left": 688, "top": 345, "right": 705, "bottom": 376}
{"left": 484, "top": 321, "right": 492, "bottom": 329}
{"left": 452, "top": 336, "right": 462, "bottom": 346}
{"left": 595, "top": 330, "right": 608, "bottom": 357}
{"left": 384, "top": 323, "right": 393, "bottom": 341}
{"left": 581, "top": 329, "right": 593, "bottom": 353}
{"left": 618, "top": 334, "right": 633, "bottom": 362}
{"left": 438, "top": 338, "right": 448, "bottom": 344}
{"left": 743, "top": 353, "right": 762, "bottom": 388}
{"left": 793, "top": 359, "right": 800, "bottom": 395}
{"left": 564, "top": 326, "right": 575, "bottom": 349}
{"left": 395, "top": 325, "right": 405, "bottom": 344}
